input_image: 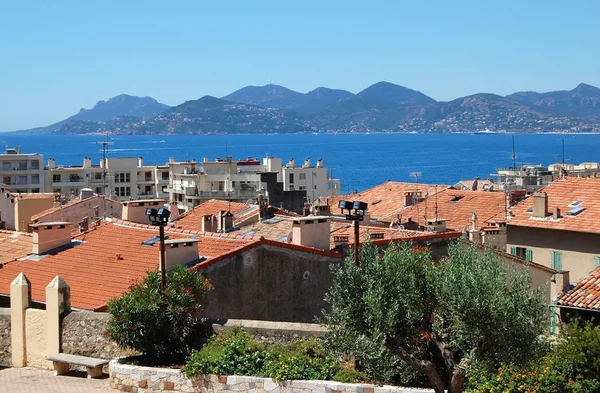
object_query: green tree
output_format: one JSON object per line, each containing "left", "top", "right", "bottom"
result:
{"left": 106, "top": 265, "right": 213, "bottom": 359}
{"left": 323, "top": 242, "right": 549, "bottom": 393}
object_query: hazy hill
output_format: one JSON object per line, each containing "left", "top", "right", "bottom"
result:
{"left": 507, "top": 83, "right": 600, "bottom": 117}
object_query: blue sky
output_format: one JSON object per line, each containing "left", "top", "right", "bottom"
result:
{"left": 1, "top": 0, "right": 599, "bottom": 130}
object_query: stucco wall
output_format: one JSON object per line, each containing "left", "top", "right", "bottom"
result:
{"left": 198, "top": 244, "right": 341, "bottom": 323}
{"left": 507, "top": 225, "right": 600, "bottom": 282}
{"left": 35, "top": 196, "right": 122, "bottom": 228}
{"left": 109, "top": 361, "right": 434, "bottom": 393}
{"left": 25, "top": 308, "right": 50, "bottom": 369}
{"left": 0, "top": 308, "right": 10, "bottom": 366}
{"left": 61, "top": 311, "right": 134, "bottom": 360}
{"left": 15, "top": 198, "right": 54, "bottom": 232}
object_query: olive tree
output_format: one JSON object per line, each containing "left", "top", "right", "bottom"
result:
{"left": 322, "top": 242, "right": 549, "bottom": 393}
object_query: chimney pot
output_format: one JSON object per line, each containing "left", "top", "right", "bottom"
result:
{"left": 553, "top": 206, "right": 561, "bottom": 220}
{"left": 532, "top": 192, "right": 548, "bottom": 218}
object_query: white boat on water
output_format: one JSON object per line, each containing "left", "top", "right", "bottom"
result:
{"left": 473, "top": 128, "right": 497, "bottom": 135}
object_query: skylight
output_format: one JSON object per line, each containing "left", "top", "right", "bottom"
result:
{"left": 569, "top": 200, "right": 583, "bottom": 208}
{"left": 449, "top": 195, "right": 465, "bottom": 203}
{"left": 263, "top": 217, "right": 283, "bottom": 224}
{"left": 242, "top": 229, "right": 259, "bottom": 236}
{"left": 141, "top": 235, "right": 169, "bottom": 246}
{"left": 566, "top": 207, "right": 586, "bottom": 216}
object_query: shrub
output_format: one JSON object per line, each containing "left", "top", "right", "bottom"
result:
{"left": 106, "top": 265, "right": 212, "bottom": 359}
{"left": 333, "top": 369, "right": 369, "bottom": 383}
{"left": 466, "top": 321, "right": 600, "bottom": 393}
{"left": 184, "top": 328, "right": 339, "bottom": 381}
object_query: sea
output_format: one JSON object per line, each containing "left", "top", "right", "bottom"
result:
{"left": 1, "top": 133, "right": 599, "bottom": 193}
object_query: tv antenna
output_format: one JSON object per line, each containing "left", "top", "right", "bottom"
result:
{"left": 96, "top": 137, "right": 114, "bottom": 216}
{"left": 511, "top": 135, "right": 517, "bottom": 170}
{"left": 410, "top": 172, "right": 422, "bottom": 226}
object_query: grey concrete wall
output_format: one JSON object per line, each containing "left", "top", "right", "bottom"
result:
{"left": 0, "top": 308, "right": 10, "bottom": 366}
{"left": 507, "top": 225, "right": 600, "bottom": 282}
{"left": 198, "top": 244, "right": 341, "bottom": 323}
{"left": 61, "top": 311, "right": 134, "bottom": 360}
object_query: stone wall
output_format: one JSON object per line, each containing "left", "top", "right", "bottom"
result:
{"left": 61, "top": 311, "right": 134, "bottom": 360}
{"left": 211, "top": 319, "right": 326, "bottom": 345}
{"left": 0, "top": 308, "right": 10, "bottom": 366}
{"left": 199, "top": 243, "right": 341, "bottom": 323}
{"left": 109, "top": 361, "right": 434, "bottom": 393}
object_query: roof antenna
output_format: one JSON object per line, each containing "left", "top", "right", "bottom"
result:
{"left": 511, "top": 135, "right": 517, "bottom": 170}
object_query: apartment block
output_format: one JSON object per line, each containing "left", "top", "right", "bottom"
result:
{"left": 0, "top": 147, "right": 45, "bottom": 193}
{"left": 44, "top": 156, "right": 169, "bottom": 201}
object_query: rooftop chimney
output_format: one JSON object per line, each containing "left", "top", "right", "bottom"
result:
{"left": 202, "top": 215, "right": 217, "bottom": 232}
{"left": 80, "top": 188, "right": 94, "bottom": 200}
{"left": 122, "top": 200, "right": 164, "bottom": 223}
{"left": 48, "top": 158, "right": 56, "bottom": 169}
{"left": 169, "top": 201, "right": 180, "bottom": 221}
{"left": 218, "top": 210, "right": 234, "bottom": 232}
{"left": 303, "top": 158, "right": 310, "bottom": 168}
{"left": 30, "top": 222, "right": 72, "bottom": 254}
{"left": 288, "top": 158, "right": 295, "bottom": 168}
{"left": 83, "top": 157, "right": 92, "bottom": 168}
{"left": 532, "top": 192, "right": 548, "bottom": 218}
{"left": 161, "top": 238, "right": 199, "bottom": 271}
{"left": 292, "top": 216, "right": 331, "bottom": 250}
{"left": 316, "top": 158, "right": 323, "bottom": 168}
{"left": 138, "top": 157, "right": 144, "bottom": 167}
{"left": 404, "top": 191, "right": 419, "bottom": 207}
{"left": 553, "top": 207, "right": 561, "bottom": 220}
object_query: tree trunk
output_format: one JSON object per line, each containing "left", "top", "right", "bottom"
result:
{"left": 421, "top": 362, "right": 447, "bottom": 393}
{"left": 449, "top": 368, "right": 466, "bottom": 393}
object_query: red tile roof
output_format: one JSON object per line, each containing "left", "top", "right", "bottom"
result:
{"left": 508, "top": 177, "right": 600, "bottom": 234}
{"left": 397, "top": 189, "right": 507, "bottom": 231}
{"left": 329, "top": 222, "right": 434, "bottom": 248}
{"left": 0, "top": 221, "right": 252, "bottom": 310}
{"left": 31, "top": 196, "right": 120, "bottom": 221}
{"left": 0, "top": 230, "right": 33, "bottom": 264}
{"left": 329, "top": 181, "right": 448, "bottom": 221}
{"left": 174, "top": 199, "right": 257, "bottom": 229}
{"left": 556, "top": 266, "right": 600, "bottom": 310}
{"left": 9, "top": 193, "right": 57, "bottom": 200}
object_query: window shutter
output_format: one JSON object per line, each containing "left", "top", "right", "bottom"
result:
{"left": 525, "top": 249, "right": 533, "bottom": 262}
{"left": 595, "top": 256, "right": 600, "bottom": 268}
{"left": 556, "top": 252, "right": 562, "bottom": 271}
{"left": 510, "top": 247, "right": 517, "bottom": 255}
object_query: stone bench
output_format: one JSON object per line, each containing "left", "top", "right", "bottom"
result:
{"left": 47, "top": 353, "right": 109, "bottom": 379}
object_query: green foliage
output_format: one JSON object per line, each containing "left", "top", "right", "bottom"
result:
{"left": 183, "top": 328, "right": 339, "bottom": 381}
{"left": 333, "top": 369, "right": 369, "bottom": 383}
{"left": 106, "top": 265, "right": 212, "bottom": 358}
{"left": 466, "top": 321, "right": 600, "bottom": 393}
{"left": 322, "top": 242, "right": 549, "bottom": 392}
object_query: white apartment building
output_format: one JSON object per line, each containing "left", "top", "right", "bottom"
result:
{"left": 0, "top": 147, "right": 45, "bottom": 193}
{"left": 44, "top": 156, "right": 169, "bottom": 201}
{"left": 168, "top": 156, "right": 340, "bottom": 211}
{"left": 278, "top": 157, "right": 340, "bottom": 200}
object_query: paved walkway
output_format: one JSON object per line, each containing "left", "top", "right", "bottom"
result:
{"left": 0, "top": 367, "right": 114, "bottom": 392}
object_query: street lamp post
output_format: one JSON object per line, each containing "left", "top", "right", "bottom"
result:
{"left": 146, "top": 207, "right": 171, "bottom": 292}
{"left": 338, "top": 200, "right": 368, "bottom": 266}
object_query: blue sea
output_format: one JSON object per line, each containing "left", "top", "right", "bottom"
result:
{"left": 1, "top": 133, "right": 599, "bottom": 193}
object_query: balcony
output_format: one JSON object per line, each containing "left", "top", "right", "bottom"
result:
{"left": 53, "top": 176, "right": 85, "bottom": 187}
{"left": 136, "top": 176, "right": 155, "bottom": 184}
{"left": 157, "top": 178, "right": 169, "bottom": 185}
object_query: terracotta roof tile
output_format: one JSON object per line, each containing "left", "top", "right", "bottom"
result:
{"left": 329, "top": 181, "right": 449, "bottom": 221}
{"left": 174, "top": 199, "right": 258, "bottom": 229}
{"left": 508, "top": 177, "right": 600, "bottom": 234}
{"left": 557, "top": 266, "right": 600, "bottom": 310}
{"left": 32, "top": 196, "right": 121, "bottom": 221}
{"left": 9, "top": 192, "right": 57, "bottom": 200}
{"left": 0, "top": 221, "right": 252, "bottom": 310}
{"left": 329, "top": 222, "right": 433, "bottom": 248}
{"left": 0, "top": 230, "right": 33, "bottom": 264}
{"left": 397, "top": 189, "right": 507, "bottom": 231}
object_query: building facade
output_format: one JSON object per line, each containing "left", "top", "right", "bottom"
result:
{"left": 0, "top": 147, "right": 45, "bottom": 193}
{"left": 168, "top": 156, "right": 340, "bottom": 212}
{"left": 44, "top": 156, "right": 169, "bottom": 201}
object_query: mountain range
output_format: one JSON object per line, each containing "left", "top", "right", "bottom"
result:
{"left": 14, "top": 82, "right": 600, "bottom": 135}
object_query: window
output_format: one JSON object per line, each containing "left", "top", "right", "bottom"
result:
{"left": 289, "top": 173, "right": 294, "bottom": 184}
{"left": 30, "top": 161, "right": 39, "bottom": 170}
{"left": 94, "top": 173, "right": 103, "bottom": 180}
{"left": 17, "top": 161, "right": 27, "bottom": 170}
{"left": 551, "top": 251, "right": 562, "bottom": 280}
{"left": 2, "top": 162, "right": 11, "bottom": 170}
{"left": 17, "top": 176, "right": 27, "bottom": 184}
{"left": 595, "top": 256, "right": 600, "bottom": 268}
{"left": 162, "top": 172, "right": 169, "bottom": 180}
{"left": 144, "top": 171, "right": 152, "bottom": 181}
{"left": 31, "top": 175, "right": 39, "bottom": 184}
{"left": 115, "top": 173, "right": 131, "bottom": 183}
{"left": 52, "top": 174, "right": 61, "bottom": 182}
{"left": 510, "top": 246, "right": 532, "bottom": 261}
{"left": 299, "top": 173, "right": 306, "bottom": 180}
{"left": 114, "top": 186, "right": 131, "bottom": 197}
